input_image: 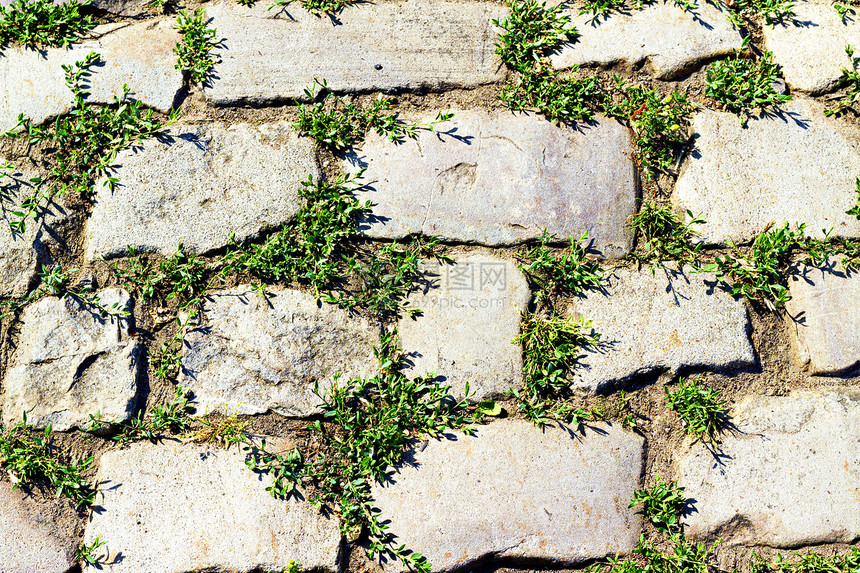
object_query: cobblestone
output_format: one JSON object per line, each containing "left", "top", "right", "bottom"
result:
{"left": 680, "top": 389, "right": 860, "bottom": 546}
{"left": 568, "top": 268, "right": 755, "bottom": 390}
{"left": 551, "top": 2, "right": 742, "bottom": 79}
{"left": 203, "top": 1, "right": 507, "bottom": 106}
{"left": 371, "top": 419, "right": 644, "bottom": 572}
{"left": 349, "top": 110, "right": 636, "bottom": 255}
{"left": 180, "top": 286, "right": 380, "bottom": 417}
{"left": 86, "top": 122, "right": 318, "bottom": 260}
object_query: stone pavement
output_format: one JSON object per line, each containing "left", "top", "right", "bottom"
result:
{"left": 1, "top": 0, "right": 859, "bottom": 571}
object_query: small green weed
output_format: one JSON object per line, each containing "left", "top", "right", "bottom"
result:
{"left": 0, "top": 413, "right": 95, "bottom": 507}
{"left": 173, "top": 9, "right": 217, "bottom": 85}
{"left": 705, "top": 50, "right": 792, "bottom": 124}
{"left": 182, "top": 411, "right": 249, "bottom": 446}
{"left": 848, "top": 178, "right": 860, "bottom": 219}
{"left": 751, "top": 548, "right": 860, "bottom": 573}
{"left": 269, "top": 0, "right": 356, "bottom": 15}
{"left": 294, "top": 78, "right": 452, "bottom": 151}
{"left": 664, "top": 377, "right": 728, "bottom": 445}
{"left": 150, "top": 313, "right": 197, "bottom": 381}
{"left": 825, "top": 45, "right": 860, "bottom": 117}
{"left": 494, "top": 0, "right": 573, "bottom": 73}
{"left": 699, "top": 222, "right": 801, "bottom": 310}
{"left": 223, "top": 171, "right": 371, "bottom": 292}
{"left": 518, "top": 230, "right": 603, "bottom": 302}
{"left": 721, "top": 0, "right": 796, "bottom": 27}
{"left": 5, "top": 52, "right": 174, "bottom": 234}
{"left": 834, "top": 0, "right": 858, "bottom": 21}
{"left": 510, "top": 312, "right": 601, "bottom": 426}
{"left": 0, "top": 0, "right": 95, "bottom": 48}
{"left": 74, "top": 535, "right": 107, "bottom": 565}
{"left": 615, "top": 80, "right": 692, "bottom": 178}
{"left": 246, "top": 332, "right": 474, "bottom": 572}
{"left": 629, "top": 475, "right": 686, "bottom": 533}
{"left": 628, "top": 202, "right": 705, "bottom": 267}
{"left": 89, "top": 385, "right": 193, "bottom": 445}
{"left": 579, "top": 0, "right": 697, "bottom": 20}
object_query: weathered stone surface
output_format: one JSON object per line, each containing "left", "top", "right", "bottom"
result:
{"left": 83, "top": 441, "right": 343, "bottom": 573}
{"left": 786, "top": 260, "right": 860, "bottom": 375}
{"left": 371, "top": 419, "right": 644, "bottom": 572}
{"left": 348, "top": 110, "right": 636, "bottom": 255}
{"left": 673, "top": 97, "right": 860, "bottom": 244}
{"left": 680, "top": 389, "right": 860, "bottom": 546}
{"left": 764, "top": 2, "right": 860, "bottom": 94}
{"left": 181, "top": 287, "right": 380, "bottom": 417}
{"left": 551, "top": 2, "right": 742, "bottom": 79}
{"left": 0, "top": 481, "right": 76, "bottom": 573}
{"left": 568, "top": 268, "right": 755, "bottom": 390}
{"left": 0, "top": 20, "right": 182, "bottom": 132}
{"left": 398, "top": 254, "right": 530, "bottom": 401}
{"left": 0, "top": 162, "right": 53, "bottom": 298}
{"left": 1, "top": 289, "right": 139, "bottom": 431}
{"left": 203, "top": 1, "right": 507, "bottom": 105}
{"left": 85, "top": 122, "right": 318, "bottom": 260}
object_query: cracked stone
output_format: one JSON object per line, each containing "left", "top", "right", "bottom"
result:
{"left": 680, "top": 389, "right": 860, "bottom": 547}
{"left": 180, "top": 286, "right": 380, "bottom": 417}
{"left": 83, "top": 441, "right": 343, "bottom": 573}
{"left": 1, "top": 289, "right": 139, "bottom": 431}
{"left": 673, "top": 97, "right": 860, "bottom": 245}
{"left": 347, "top": 110, "right": 636, "bottom": 255}
{"left": 551, "top": 2, "right": 742, "bottom": 79}
{"left": 0, "top": 481, "right": 76, "bottom": 573}
{"left": 786, "top": 259, "right": 860, "bottom": 375}
{"left": 203, "top": 0, "right": 507, "bottom": 106}
{"left": 567, "top": 268, "right": 755, "bottom": 391}
{"left": 0, "top": 19, "right": 183, "bottom": 133}
{"left": 764, "top": 3, "right": 860, "bottom": 95}
{"left": 85, "top": 122, "right": 318, "bottom": 260}
{"left": 397, "top": 254, "right": 531, "bottom": 402}
{"left": 370, "top": 419, "right": 644, "bottom": 572}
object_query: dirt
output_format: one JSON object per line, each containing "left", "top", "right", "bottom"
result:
{"left": 1, "top": 4, "right": 859, "bottom": 571}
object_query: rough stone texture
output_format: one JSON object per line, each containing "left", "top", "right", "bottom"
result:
{"left": 673, "top": 97, "right": 860, "bottom": 244}
{"left": 0, "top": 19, "right": 182, "bottom": 132}
{"left": 203, "top": 1, "right": 508, "bottom": 105}
{"left": 348, "top": 110, "right": 636, "bottom": 255}
{"left": 680, "top": 389, "right": 860, "bottom": 547}
{"left": 0, "top": 481, "right": 76, "bottom": 573}
{"left": 85, "top": 122, "right": 318, "bottom": 260}
{"left": 83, "top": 441, "right": 343, "bottom": 573}
{"left": 371, "top": 419, "right": 644, "bottom": 572}
{"left": 568, "top": 268, "right": 755, "bottom": 390}
{"left": 786, "top": 260, "right": 860, "bottom": 375}
{"left": 397, "top": 254, "right": 530, "bottom": 401}
{"left": 0, "top": 162, "right": 59, "bottom": 298}
{"left": 1, "top": 289, "right": 139, "bottom": 431}
{"left": 181, "top": 287, "right": 380, "bottom": 417}
{"left": 764, "top": 3, "right": 860, "bottom": 95}
{"left": 551, "top": 2, "right": 742, "bottom": 79}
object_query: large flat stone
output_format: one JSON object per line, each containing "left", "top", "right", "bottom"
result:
{"left": 551, "top": 2, "right": 742, "bottom": 79}
{"left": 83, "top": 441, "right": 343, "bottom": 573}
{"left": 85, "top": 122, "right": 318, "bottom": 260}
{"left": 347, "top": 110, "right": 636, "bottom": 255}
{"left": 786, "top": 260, "right": 860, "bottom": 375}
{"left": 0, "top": 481, "right": 76, "bottom": 573}
{"left": 673, "top": 97, "right": 860, "bottom": 245}
{"left": 181, "top": 287, "right": 380, "bottom": 417}
{"left": 568, "top": 268, "right": 755, "bottom": 390}
{"left": 0, "top": 19, "right": 182, "bottom": 132}
{"left": 680, "top": 389, "right": 860, "bottom": 546}
{"left": 202, "top": 1, "right": 507, "bottom": 105}
{"left": 398, "top": 254, "right": 530, "bottom": 402}
{"left": 371, "top": 419, "right": 644, "bottom": 572}
{"left": 764, "top": 2, "right": 860, "bottom": 95}
{"left": 1, "top": 289, "right": 139, "bottom": 431}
